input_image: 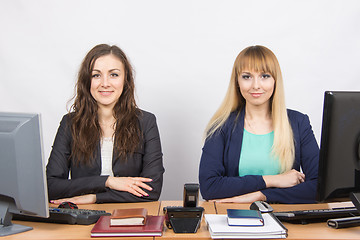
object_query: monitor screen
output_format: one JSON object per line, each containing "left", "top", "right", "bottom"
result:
{"left": 317, "top": 91, "right": 360, "bottom": 202}
{"left": 0, "top": 112, "right": 49, "bottom": 236}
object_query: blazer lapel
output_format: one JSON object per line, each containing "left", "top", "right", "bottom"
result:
{"left": 95, "top": 142, "right": 102, "bottom": 171}
{"left": 227, "top": 109, "right": 245, "bottom": 177}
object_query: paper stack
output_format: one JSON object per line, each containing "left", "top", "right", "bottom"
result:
{"left": 205, "top": 213, "right": 287, "bottom": 239}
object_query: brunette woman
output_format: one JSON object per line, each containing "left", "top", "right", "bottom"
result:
{"left": 47, "top": 44, "right": 164, "bottom": 204}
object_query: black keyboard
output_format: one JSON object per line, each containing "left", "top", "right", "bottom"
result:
{"left": 12, "top": 207, "right": 111, "bottom": 225}
{"left": 273, "top": 207, "right": 360, "bottom": 224}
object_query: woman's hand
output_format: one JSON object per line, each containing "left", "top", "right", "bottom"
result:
{"left": 105, "top": 176, "right": 153, "bottom": 197}
{"left": 263, "top": 169, "right": 305, "bottom": 188}
{"left": 51, "top": 194, "right": 96, "bottom": 205}
{"left": 210, "top": 191, "right": 266, "bottom": 203}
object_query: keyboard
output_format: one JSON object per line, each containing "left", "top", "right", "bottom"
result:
{"left": 12, "top": 207, "right": 111, "bottom": 225}
{"left": 273, "top": 207, "right": 360, "bottom": 224}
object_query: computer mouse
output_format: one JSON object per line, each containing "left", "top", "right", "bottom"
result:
{"left": 57, "top": 201, "right": 78, "bottom": 209}
{"left": 250, "top": 201, "right": 273, "bottom": 213}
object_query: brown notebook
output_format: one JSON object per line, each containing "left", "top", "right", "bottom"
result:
{"left": 110, "top": 208, "right": 148, "bottom": 226}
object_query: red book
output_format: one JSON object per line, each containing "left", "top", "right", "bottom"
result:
{"left": 91, "top": 215, "right": 165, "bottom": 237}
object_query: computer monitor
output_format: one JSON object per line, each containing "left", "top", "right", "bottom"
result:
{"left": 317, "top": 91, "right": 360, "bottom": 202}
{"left": 0, "top": 112, "right": 49, "bottom": 236}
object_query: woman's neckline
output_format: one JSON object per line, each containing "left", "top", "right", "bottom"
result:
{"left": 244, "top": 128, "right": 274, "bottom": 136}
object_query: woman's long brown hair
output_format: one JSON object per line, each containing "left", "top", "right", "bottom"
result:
{"left": 69, "top": 44, "right": 141, "bottom": 166}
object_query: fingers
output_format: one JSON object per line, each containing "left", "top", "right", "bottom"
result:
{"left": 132, "top": 179, "right": 153, "bottom": 191}
{"left": 127, "top": 178, "right": 153, "bottom": 197}
{"left": 269, "top": 169, "right": 306, "bottom": 188}
{"left": 128, "top": 181, "right": 148, "bottom": 197}
{"left": 128, "top": 184, "right": 148, "bottom": 197}
{"left": 132, "top": 177, "right": 153, "bottom": 182}
{"left": 296, "top": 171, "right": 305, "bottom": 182}
{"left": 50, "top": 194, "right": 96, "bottom": 205}
{"left": 129, "top": 177, "right": 153, "bottom": 191}
{"left": 51, "top": 198, "right": 72, "bottom": 205}
{"left": 300, "top": 172, "right": 305, "bottom": 179}
{"left": 51, "top": 199, "right": 64, "bottom": 205}
{"left": 292, "top": 170, "right": 305, "bottom": 184}
{"left": 106, "top": 176, "right": 153, "bottom": 197}
{"left": 298, "top": 173, "right": 305, "bottom": 183}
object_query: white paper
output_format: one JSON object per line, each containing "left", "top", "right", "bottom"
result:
{"left": 205, "top": 213, "right": 287, "bottom": 239}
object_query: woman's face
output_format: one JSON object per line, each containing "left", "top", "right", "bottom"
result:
{"left": 90, "top": 54, "right": 125, "bottom": 110}
{"left": 238, "top": 70, "right": 275, "bottom": 108}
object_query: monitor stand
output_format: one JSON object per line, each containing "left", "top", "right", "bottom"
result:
{"left": 0, "top": 201, "right": 33, "bottom": 237}
{"left": 327, "top": 192, "right": 360, "bottom": 229}
{"left": 350, "top": 192, "right": 360, "bottom": 211}
{"left": 327, "top": 215, "right": 360, "bottom": 228}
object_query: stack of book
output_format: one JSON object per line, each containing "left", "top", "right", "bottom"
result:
{"left": 227, "top": 209, "right": 264, "bottom": 226}
{"left": 205, "top": 209, "right": 287, "bottom": 239}
{"left": 91, "top": 208, "right": 165, "bottom": 237}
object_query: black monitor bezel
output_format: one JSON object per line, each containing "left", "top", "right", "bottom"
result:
{"left": 316, "top": 91, "right": 360, "bottom": 202}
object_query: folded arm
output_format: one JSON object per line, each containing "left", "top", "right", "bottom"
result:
{"left": 199, "top": 129, "right": 267, "bottom": 200}
{"left": 46, "top": 113, "right": 164, "bottom": 204}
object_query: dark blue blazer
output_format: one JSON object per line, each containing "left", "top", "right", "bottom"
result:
{"left": 199, "top": 109, "right": 319, "bottom": 204}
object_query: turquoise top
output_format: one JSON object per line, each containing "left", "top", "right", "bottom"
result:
{"left": 239, "top": 129, "right": 280, "bottom": 177}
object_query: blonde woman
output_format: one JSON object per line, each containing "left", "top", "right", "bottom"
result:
{"left": 199, "top": 45, "right": 319, "bottom": 204}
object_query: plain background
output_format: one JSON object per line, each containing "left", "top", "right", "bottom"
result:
{"left": 1, "top": 0, "right": 359, "bottom": 200}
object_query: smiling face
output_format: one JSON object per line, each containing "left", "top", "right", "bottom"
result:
{"left": 238, "top": 70, "right": 275, "bottom": 108}
{"left": 90, "top": 54, "right": 125, "bottom": 110}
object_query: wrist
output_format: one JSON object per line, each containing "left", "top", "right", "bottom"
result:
{"left": 263, "top": 175, "right": 276, "bottom": 188}
{"left": 105, "top": 176, "right": 112, "bottom": 188}
{"left": 91, "top": 194, "right": 96, "bottom": 203}
{"left": 259, "top": 191, "right": 267, "bottom": 201}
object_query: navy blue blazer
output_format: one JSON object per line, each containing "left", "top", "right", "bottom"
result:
{"left": 199, "top": 109, "right": 319, "bottom": 203}
{"left": 46, "top": 110, "right": 164, "bottom": 203}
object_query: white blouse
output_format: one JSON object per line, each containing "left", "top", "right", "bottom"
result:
{"left": 100, "top": 137, "right": 114, "bottom": 177}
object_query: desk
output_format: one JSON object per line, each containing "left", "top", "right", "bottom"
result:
{"left": 4, "top": 201, "right": 160, "bottom": 240}
{"left": 4, "top": 201, "right": 360, "bottom": 240}
{"left": 216, "top": 202, "right": 360, "bottom": 240}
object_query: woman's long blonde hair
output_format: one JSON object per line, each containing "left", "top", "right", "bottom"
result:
{"left": 204, "top": 45, "right": 294, "bottom": 172}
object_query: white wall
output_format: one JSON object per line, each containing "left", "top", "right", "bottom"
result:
{"left": 1, "top": 0, "right": 360, "bottom": 200}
